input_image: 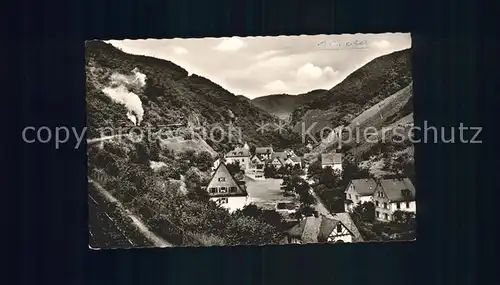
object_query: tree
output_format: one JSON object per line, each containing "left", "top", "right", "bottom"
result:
{"left": 194, "top": 151, "right": 213, "bottom": 171}
{"left": 352, "top": 202, "right": 376, "bottom": 222}
{"left": 291, "top": 164, "right": 305, "bottom": 176}
{"left": 225, "top": 215, "right": 282, "bottom": 245}
{"left": 186, "top": 186, "right": 210, "bottom": 202}
{"left": 277, "top": 165, "right": 290, "bottom": 177}
{"left": 264, "top": 165, "right": 277, "bottom": 178}
{"left": 298, "top": 188, "right": 315, "bottom": 208}
{"left": 181, "top": 149, "right": 196, "bottom": 163}
{"left": 226, "top": 162, "right": 244, "bottom": 179}
{"left": 149, "top": 138, "right": 162, "bottom": 161}
{"left": 131, "top": 142, "right": 150, "bottom": 165}
{"left": 185, "top": 167, "right": 202, "bottom": 191}
{"left": 281, "top": 175, "right": 306, "bottom": 194}
{"left": 250, "top": 145, "right": 256, "bottom": 156}
{"left": 392, "top": 210, "right": 415, "bottom": 225}
{"left": 342, "top": 160, "right": 371, "bottom": 183}
{"left": 238, "top": 204, "right": 285, "bottom": 231}
{"left": 307, "top": 160, "right": 323, "bottom": 181}
{"left": 319, "top": 166, "right": 340, "bottom": 188}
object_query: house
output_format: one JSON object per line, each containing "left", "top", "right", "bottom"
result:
{"left": 243, "top": 142, "right": 250, "bottom": 150}
{"left": 344, "top": 178, "right": 378, "bottom": 212}
{"left": 205, "top": 162, "right": 249, "bottom": 213}
{"left": 285, "top": 155, "right": 302, "bottom": 168}
{"left": 270, "top": 157, "right": 285, "bottom": 169}
{"left": 249, "top": 154, "right": 264, "bottom": 167}
{"left": 267, "top": 152, "right": 286, "bottom": 169}
{"left": 285, "top": 215, "right": 354, "bottom": 244}
{"left": 225, "top": 147, "right": 251, "bottom": 170}
{"left": 255, "top": 146, "right": 274, "bottom": 160}
{"left": 283, "top": 148, "right": 295, "bottom": 157}
{"left": 372, "top": 178, "right": 416, "bottom": 222}
{"left": 331, "top": 212, "right": 364, "bottom": 242}
{"left": 321, "top": 152, "right": 343, "bottom": 172}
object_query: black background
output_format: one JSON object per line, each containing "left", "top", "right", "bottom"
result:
{"left": 6, "top": 0, "right": 490, "bottom": 284}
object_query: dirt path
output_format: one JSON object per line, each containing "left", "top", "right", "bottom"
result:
{"left": 179, "top": 175, "right": 187, "bottom": 194}
{"left": 88, "top": 179, "right": 173, "bottom": 248}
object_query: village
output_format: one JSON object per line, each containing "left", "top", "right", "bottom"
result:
{"left": 203, "top": 142, "right": 417, "bottom": 244}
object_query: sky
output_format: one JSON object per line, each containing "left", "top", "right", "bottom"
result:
{"left": 107, "top": 33, "right": 411, "bottom": 99}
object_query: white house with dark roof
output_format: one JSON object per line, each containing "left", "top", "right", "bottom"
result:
{"left": 372, "top": 178, "right": 416, "bottom": 222}
{"left": 265, "top": 151, "right": 284, "bottom": 169}
{"left": 205, "top": 162, "right": 249, "bottom": 213}
{"left": 224, "top": 147, "right": 250, "bottom": 170}
{"left": 285, "top": 215, "right": 354, "bottom": 244}
{"left": 250, "top": 154, "right": 264, "bottom": 166}
{"left": 285, "top": 155, "right": 302, "bottom": 168}
{"left": 321, "top": 152, "right": 343, "bottom": 172}
{"left": 344, "top": 178, "right": 378, "bottom": 212}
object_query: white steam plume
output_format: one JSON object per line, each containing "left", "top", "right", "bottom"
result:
{"left": 101, "top": 68, "right": 146, "bottom": 125}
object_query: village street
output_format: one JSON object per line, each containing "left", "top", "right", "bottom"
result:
{"left": 243, "top": 175, "right": 297, "bottom": 209}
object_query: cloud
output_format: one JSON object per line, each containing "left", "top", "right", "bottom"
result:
{"left": 106, "top": 33, "right": 411, "bottom": 98}
{"left": 214, "top": 37, "right": 247, "bottom": 52}
{"left": 172, "top": 46, "right": 188, "bottom": 55}
{"left": 296, "top": 63, "right": 338, "bottom": 81}
{"left": 372, "top": 40, "right": 391, "bottom": 49}
{"left": 264, "top": 80, "right": 287, "bottom": 91}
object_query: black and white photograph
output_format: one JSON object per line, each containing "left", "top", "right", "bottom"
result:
{"left": 86, "top": 32, "right": 416, "bottom": 249}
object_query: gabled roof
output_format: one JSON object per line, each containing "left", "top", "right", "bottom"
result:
{"left": 226, "top": 147, "right": 250, "bottom": 157}
{"left": 271, "top": 157, "right": 285, "bottom": 165}
{"left": 346, "top": 178, "right": 377, "bottom": 196}
{"left": 286, "top": 215, "right": 352, "bottom": 243}
{"left": 321, "top": 153, "right": 342, "bottom": 165}
{"left": 331, "top": 212, "right": 363, "bottom": 242}
{"left": 255, "top": 146, "right": 273, "bottom": 154}
{"left": 250, "top": 154, "right": 262, "bottom": 161}
{"left": 206, "top": 162, "right": 248, "bottom": 197}
{"left": 289, "top": 156, "right": 302, "bottom": 163}
{"left": 272, "top": 152, "right": 287, "bottom": 160}
{"left": 378, "top": 178, "right": 415, "bottom": 202}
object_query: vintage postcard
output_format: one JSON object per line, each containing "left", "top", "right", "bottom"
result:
{"left": 86, "top": 33, "right": 415, "bottom": 249}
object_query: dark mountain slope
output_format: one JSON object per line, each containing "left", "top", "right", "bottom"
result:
{"left": 250, "top": 89, "right": 327, "bottom": 120}
{"left": 290, "top": 48, "right": 412, "bottom": 134}
{"left": 85, "top": 40, "right": 301, "bottom": 152}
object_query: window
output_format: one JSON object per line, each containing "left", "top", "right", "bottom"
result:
{"left": 336, "top": 224, "right": 342, "bottom": 233}
{"left": 209, "top": 187, "right": 217, "bottom": 193}
{"left": 384, "top": 203, "right": 388, "bottom": 209}
{"left": 238, "top": 152, "right": 243, "bottom": 155}
{"left": 218, "top": 198, "right": 228, "bottom": 204}
{"left": 396, "top": 202, "right": 400, "bottom": 209}
{"left": 406, "top": 202, "right": 410, "bottom": 208}
{"left": 220, "top": 187, "right": 227, "bottom": 193}
{"left": 376, "top": 211, "right": 379, "bottom": 218}
{"left": 375, "top": 201, "right": 379, "bottom": 207}
{"left": 242, "top": 159, "right": 245, "bottom": 162}
{"left": 356, "top": 195, "right": 360, "bottom": 200}
{"left": 348, "top": 194, "right": 351, "bottom": 199}
{"left": 218, "top": 177, "right": 225, "bottom": 182}
{"left": 229, "top": 187, "right": 237, "bottom": 193}
{"left": 384, "top": 213, "right": 388, "bottom": 220}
